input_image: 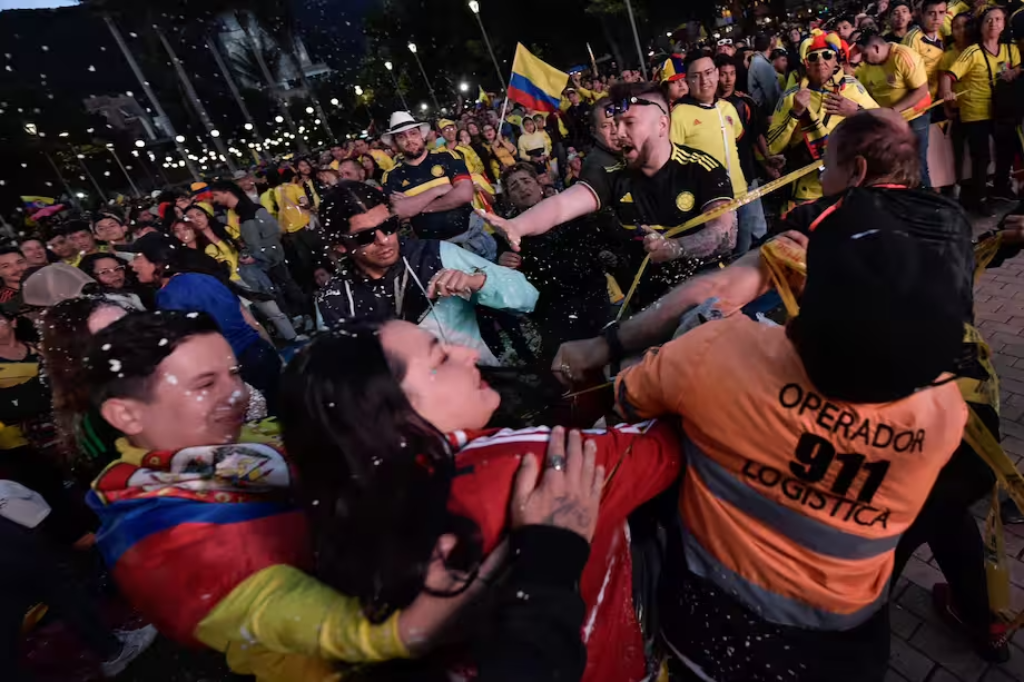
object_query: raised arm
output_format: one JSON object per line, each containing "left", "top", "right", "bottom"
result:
{"left": 477, "top": 184, "right": 599, "bottom": 251}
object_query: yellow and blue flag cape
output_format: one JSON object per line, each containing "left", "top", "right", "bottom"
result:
{"left": 508, "top": 43, "right": 569, "bottom": 113}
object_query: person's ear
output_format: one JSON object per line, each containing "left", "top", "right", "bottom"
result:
{"left": 852, "top": 156, "right": 869, "bottom": 187}
{"left": 100, "top": 398, "right": 146, "bottom": 438}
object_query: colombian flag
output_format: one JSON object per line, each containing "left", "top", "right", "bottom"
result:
{"left": 21, "top": 196, "right": 55, "bottom": 211}
{"left": 478, "top": 86, "right": 492, "bottom": 108}
{"left": 508, "top": 43, "right": 569, "bottom": 113}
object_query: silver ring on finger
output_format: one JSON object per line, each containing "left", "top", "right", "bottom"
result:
{"left": 546, "top": 455, "right": 567, "bottom": 472}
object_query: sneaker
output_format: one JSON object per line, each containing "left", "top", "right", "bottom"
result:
{"left": 931, "top": 583, "right": 1010, "bottom": 663}
{"left": 101, "top": 624, "right": 158, "bottom": 678}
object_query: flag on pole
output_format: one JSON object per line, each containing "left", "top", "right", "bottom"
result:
{"left": 508, "top": 43, "right": 569, "bottom": 113}
{"left": 477, "top": 86, "right": 492, "bottom": 108}
{"left": 21, "top": 196, "right": 55, "bottom": 212}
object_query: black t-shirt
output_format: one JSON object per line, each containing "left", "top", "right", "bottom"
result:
{"left": 383, "top": 148, "right": 473, "bottom": 241}
{"left": 580, "top": 143, "right": 733, "bottom": 234}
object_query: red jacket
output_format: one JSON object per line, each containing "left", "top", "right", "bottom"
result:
{"left": 448, "top": 420, "right": 682, "bottom": 682}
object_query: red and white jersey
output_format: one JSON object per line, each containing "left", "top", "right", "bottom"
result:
{"left": 447, "top": 421, "right": 682, "bottom": 682}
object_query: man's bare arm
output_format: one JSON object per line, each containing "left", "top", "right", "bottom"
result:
{"left": 477, "top": 184, "right": 599, "bottom": 250}
{"left": 671, "top": 205, "right": 737, "bottom": 259}
{"left": 551, "top": 231, "right": 809, "bottom": 382}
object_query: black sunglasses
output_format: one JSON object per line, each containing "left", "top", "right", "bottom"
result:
{"left": 806, "top": 50, "right": 836, "bottom": 63}
{"left": 605, "top": 96, "right": 669, "bottom": 118}
{"left": 343, "top": 216, "right": 401, "bottom": 247}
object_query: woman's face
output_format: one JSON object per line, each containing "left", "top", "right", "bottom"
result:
{"left": 92, "top": 256, "right": 126, "bottom": 289}
{"left": 361, "top": 156, "right": 374, "bottom": 173}
{"left": 523, "top": 119, "right": 535, "bottom": 134}
{"left": 298, "top": 160, "right": 313, "bottom": 176}
{"left": 173, "top": 222, "right": 196, "bottom": 247}
{"left": 981, "top": 9, "right": 1005, "bottom": 39}
{"left": 458, "top": 130, "right": 472, "bottom": 147}
{"left": 379, "top": 321, "right": 500, "bottom": 433}
{"left": 131, "top": 254, "right": 159, "bottom": 284}
{"left": 467, "top": 122, "right": 480, "bottom": 136}
{"left": 483, "top": 125, "right": 496, "bottom": 142}
{"left": 185, "top": 208, "right": 210, "bottom": 231}
{"left": 951, "top": 16, "right": 969, "bottom": 45}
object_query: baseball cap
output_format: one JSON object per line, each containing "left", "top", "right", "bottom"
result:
{"left": 231, "top": 169, "right": 251, "bottom": 181}
{"left": 21, "top": 263, "right": 96, "bottom": 308}
{"left": 437, "top": 118, "right": 456, "bottom": 131}
{"left": 0, "top": 480, "right": 51, "bottom": 529}
{"left": 789, "top": 188, "right": 967, "bottom": 403}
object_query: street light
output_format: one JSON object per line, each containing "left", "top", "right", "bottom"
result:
{"left": 305, "top": 106, "right": 314, "bottom": 114}
{"left": 407, "top": 43, "right": 440, "bottom": 110}
{"left": 421, "top": 103, "right": 429, "bottom": 111}
{"left": 210, "top": 129, "right": 220, "bottom": 138}
{"left": 459, "top": 82, "right": 469, "bottom": 93}
{"left": 134, "top": 139, "right": 145, "bottom": 148}
{"left": 244, "top": 122, "right": 253, "bottom": 130}
{"left": 275, "top": 115, "right": 284, "bottom": 123}
{"left": 354, "top": 85, "right": 364, "bottom": 96}
{"left": 175, "top": 135, "right": 185, "bottom": 143}
{"left": 382, "top": 60, "right": 409, "bottom": 111}
{"left": 467, "top": 1, "right": 506, "bottom": 91}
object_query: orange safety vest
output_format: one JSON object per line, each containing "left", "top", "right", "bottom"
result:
{"left": 616, "top": 316, "right": 967, "bottom": 630}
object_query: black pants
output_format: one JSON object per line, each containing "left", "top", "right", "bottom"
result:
{"left": 662, "top": 567, "right": 890, "bottom": 682}
{"left": 893, "top": 434, "right": 996, "bottom": 635}
{"left": 0, "top": 519, "right": 121, "bottom": 681}
{"left": 239, "top": 339, "right": 283, "bottom": 417}
{"left": 265, "top": 261, "right": 309, "bottom": 319}
{"left": 963, "top": 119, "right": 1019, "bottom": 206}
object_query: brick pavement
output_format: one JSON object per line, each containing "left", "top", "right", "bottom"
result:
{"left": 888, "top": 212, "right": 1024, "bottom": 682}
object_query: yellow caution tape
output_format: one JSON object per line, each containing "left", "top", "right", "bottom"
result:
{"left": 616, "top": 159, "right": 823, "bottom": 320}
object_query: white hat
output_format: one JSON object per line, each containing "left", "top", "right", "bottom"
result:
{"left": 381, "top": 111, "right": 430, "bottom": 146}
{"left": 0, "top": 480, "right": 51, "bottom": 529}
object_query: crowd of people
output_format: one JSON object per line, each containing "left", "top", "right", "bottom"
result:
{"left": 3, "top": 0, "right": 1024, "bottom": 680}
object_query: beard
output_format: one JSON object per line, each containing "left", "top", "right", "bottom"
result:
{"left": 400, "top": 140, "right": 426, "bottom": 159}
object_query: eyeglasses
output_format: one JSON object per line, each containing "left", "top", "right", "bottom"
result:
{"left": 717, "top": 38, "right": 734, "bottom": 46}
{"left": 604, "top": 96, "right": 668, "bottom": 118}
{"left": 806, "top": 50, "right": 837, "bottom": 63}
{"left": 96, "top": 265, "right": 126, "bottom": 277}
{"left": 342, "top": 216, "right": 401, "bottom": 247}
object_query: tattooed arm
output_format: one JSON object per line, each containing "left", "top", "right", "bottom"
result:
{"left": 643, "top": 201, "right": 738, "bottom": 263}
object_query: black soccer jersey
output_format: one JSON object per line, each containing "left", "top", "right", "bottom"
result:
{"left": 579, "top": 143, "right": 733, "bottom": 236}
{"left": 383, "top": 148, "right": 474, "bottom": 241}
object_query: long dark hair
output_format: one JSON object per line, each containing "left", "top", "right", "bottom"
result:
{"left": 184, "top": 204, "right": 240, "bottom": 254}
{"left": 208, "top": 179, "right": 261, "bottom": 221}
{"left": 280, "top": 320, "right": 482, "bottom": 621}
{"left": 40, "top": 296, "right": 132, "bottom": 460}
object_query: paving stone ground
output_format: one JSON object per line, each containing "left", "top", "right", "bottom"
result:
{"left": 888, "top": 207, "right": 1024, "bottom": 682}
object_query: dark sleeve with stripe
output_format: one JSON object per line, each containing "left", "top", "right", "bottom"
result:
{"left": 475, "top": 525, "right": 589, "bottom": 682}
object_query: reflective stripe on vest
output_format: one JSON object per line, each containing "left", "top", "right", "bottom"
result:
{"left": 682, "top": 525, "right": 890, "bottom": 631}
{"left": 685, "top": 439, "right": 901, "bottom": 560}
{"left": 681, "top": 435, "right": 896, "bottom": 630}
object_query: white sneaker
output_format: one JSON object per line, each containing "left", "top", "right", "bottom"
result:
{"left": 100, "top": 624, "right": 158, "bottom": 678}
